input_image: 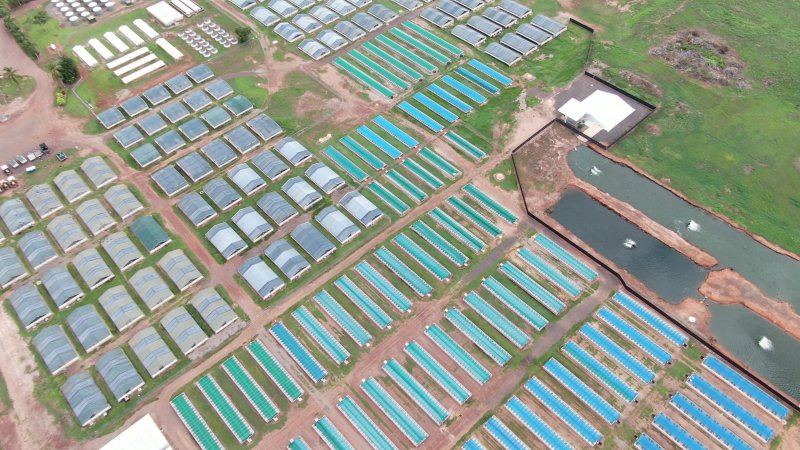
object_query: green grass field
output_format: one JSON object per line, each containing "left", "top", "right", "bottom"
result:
{"left": 262, "top": 71, "right": 337, "bottom": 136}
{"left": 18, "top": 0, "right": 261, "bottom": 120}
{"left": 488, "top": 159, "right": 519, "bottom": 192}
{"left": 558, "top": 0, "right": 800, "bottom": 254}
{"left": 0, "top": 75, "right": 36, "bottom": 104}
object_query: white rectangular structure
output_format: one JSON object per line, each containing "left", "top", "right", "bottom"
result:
{"left": 175, "top": 0, "right": 202, "bottom": 13}
{"left": 170, "top": 0, "right": 193, "bottom": 15}
{"left": 113, "top": 53, "right": 159, "bottom": 76}
{"left": 104, "top": 32, "right": 130, "bottom": 53}
{"left": 88, "top": 38, "right": 114, "bottom": 60}
{"left": 558, "top": 90, "right": 635, "bottom": 132}
{"left": 118, "top": 25, "right": 145, "bottom": 46}
{"left": 133, "top": 19, "right": 160, "bottom": 39}
{"left": 121, "top": 61, "right": 166, "bottom": 84}
{"left": 155, "top": 38, "right": 184, "bottom": 60}
{"left": 146, "top": 2, "right": 183, "bottom": 27}
{"left": 107, "top": 47, "right": 150, "bottom": 69}
{"left": 73, "top": 45, "right": 99, "bottom": 68}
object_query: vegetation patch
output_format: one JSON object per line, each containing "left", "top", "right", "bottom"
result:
{"left": 264, "top": 71, "right": 336, "bottom": 135}
{"left": 650, "top": 29, "right": 749, "bottom": 88}
{"left": 488, "top": 159, "right": 519, "bottom": 191}
{"left": 227, "top": 75, "right": 269, "bottom": 108}
{"left": 462, "top": 87, "right": 521, "bottom": 145}
{"left": 0, "top": 70, "right": 35, "bottom": 105}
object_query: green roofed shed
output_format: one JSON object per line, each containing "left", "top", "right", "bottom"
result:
{"left": 130, "top": 216, "right": 172, "bottom": 254}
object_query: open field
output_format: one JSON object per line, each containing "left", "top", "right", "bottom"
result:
{"left": 2, "top": 0, "right": 800, "bottom": 447}
{"left": 0, "top": 75, "right": 36, "bottom": 105}
{"left": 562, "top": 0, "right": 800, "bottom": 255}
{"left": 17, "top": 0, "right": 255, "bottom": 115}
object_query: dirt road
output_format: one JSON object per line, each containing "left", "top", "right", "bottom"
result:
{"left": 0, "top": 25, "right": 99, "bottom": 162}
{"left": 0, "top": 6, "right": 602, "bottom": 449}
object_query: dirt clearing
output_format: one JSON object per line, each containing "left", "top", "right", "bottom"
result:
{"left": 649, "top": 29, "right": 750, "bottom": 88}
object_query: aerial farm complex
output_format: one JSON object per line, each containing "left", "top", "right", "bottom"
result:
{"left": 0, "top": 0, "right": 799, "bottom": 449}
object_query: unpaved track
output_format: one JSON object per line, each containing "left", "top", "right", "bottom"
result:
{"left": 0, "top": 24, "right": 99, "bottom": 162}
{"left": 0, "top": 5, "right": 571, "bottom": 448}
{"left": 85, "top": 105, "right": 556, "bottom": 448}
{"left": 210, "top": 224, "right": 613, "bottom": 449}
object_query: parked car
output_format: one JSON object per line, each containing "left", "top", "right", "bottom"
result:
{"left": 25, "top": 166, "right": 36, "bottom": 174}
{"left": 39, "top": 143, "right": 49, "bottom": 152}
{"left": 56, "top": 152, "right": 68, "bottom": 162}
{"left": 8, "top": 159, "right": 19, "bottom": 169}
{"left": 1, "top": 165, "right": 10, "bottom": 175}
{"left": 16, "top": 154, "right": 27, "bottom": 165}
{"left": 26, "top": 152, "right": 36, "bottom": 161}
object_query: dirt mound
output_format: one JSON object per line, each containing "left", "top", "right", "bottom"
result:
{"left": 618, "top": 70, "right": 663, "bottom": 97}
{"left": 650, "top": 29, "right": 750, "bottom": 88}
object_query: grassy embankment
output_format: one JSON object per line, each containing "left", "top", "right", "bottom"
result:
{"left": 565, "top": 0, "right": 800, "bottom": 254}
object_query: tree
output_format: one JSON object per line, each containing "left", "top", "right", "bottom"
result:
{"left": 3, "top": 15, "right": 38, "bottom": 59}
{"left": 31, "top": 9, "right": 48, "bottom": 24}
{"left": 54, "top": 56, "right": 79, "bottom": 85}
{"left": 3, "top": 67, "right": 20, "bottom": 86}
{"left": 234, "top": 26, "right": 253, "bottom": 44}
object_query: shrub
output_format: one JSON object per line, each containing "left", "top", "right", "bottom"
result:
{"left": 3, "top": 15, "right": 38, "bottom": 59}
{"left": 234, "top": 26, "right": 253, "bottom": 43}
{"left": 56, "top": 56, "right": 79, "bottom": 85}
{"left": 32, "top": 9, "right": 48, "bottom": 24}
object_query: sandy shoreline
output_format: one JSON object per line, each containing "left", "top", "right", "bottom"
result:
{"left": 590, "top": 145, "right": 800, "bottom": 265}
{"left": 573, "top": 177, "right": 718, "bottom": 267}
{"left": 700, "top": 269, "right": 800, "bottom": 342}
{"left": 514, "top": 122, "right": 800, "bottom": 347}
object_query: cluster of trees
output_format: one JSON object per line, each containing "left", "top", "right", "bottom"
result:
{"left": 52, "top": 56, "right": 79, "bottom": 85}
{"left": 5, "top": 0, "right": 35, "bottom": 9}
{"left": 0, "top": 7, "right": 39, "bottom": 60}
{"left": 234, "top": 26, "right": 253, "bottom": 43}
{"left": 2, "top": 66, "right": 21, "bottom": 86}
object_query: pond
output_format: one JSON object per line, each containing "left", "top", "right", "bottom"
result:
{"left": 569, "top": 146, "right": 800, "bottom": 311}
{"left": 550, "top": 189, "right": 707, "bottom": 303}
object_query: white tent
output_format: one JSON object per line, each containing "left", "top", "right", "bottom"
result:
{"left": 119, "top": 25, "right": 145, "bottom": 46}
{"left": 107, "top": 47, "right": 150, "bottom": 70}
{"left": 558, "top": 90, "right": 635, "bottom": 132}
{"left": 155, "top": 38, "right": 184, "bottom": 60}
{"left": 133, "top": 19, "right": 160, "bottom": 39}
{"left": 88, "top": 38, "right": 114, "bottom": 60}
{"left": 146, "top": 1, "right": 184, "bottom": 27}
{"left": 101, "top": 414, "right": 172, "bottom": 450}
{"left": 73, "top": 45, "right": 99, "bottom": 68}
{"left": 121, "top": 61, "right": 166, "bottom": 84}
{"left": 113, "top": 53, "right": 159, "bottom": 77}
{"left": 104, "top": 32, "right": 130, "bottom": 53}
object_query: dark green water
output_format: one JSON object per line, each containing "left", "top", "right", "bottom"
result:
{"left": 709, "top": 303, "right": 800, "bottom": 400}
{"left": 550, "top": 189, "right": 707, "bottom": 303}
{"left": 551, "top": 147, "right": 800, "bottom": 402}
{"left": 569, "top": 147, "right": 800, "bottom": 310}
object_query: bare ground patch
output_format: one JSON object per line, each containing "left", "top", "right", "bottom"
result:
{"left": 618, "top": 70, "right": 664, "bottom": 97}
{"left": 294, "top": 91, "right": 338, "bottom": 123}
{"left": 512, "top": 122, "right": 584, "bottom": 212}
{"left": 649, "top": 29, "right": 751, "bottom": 88}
